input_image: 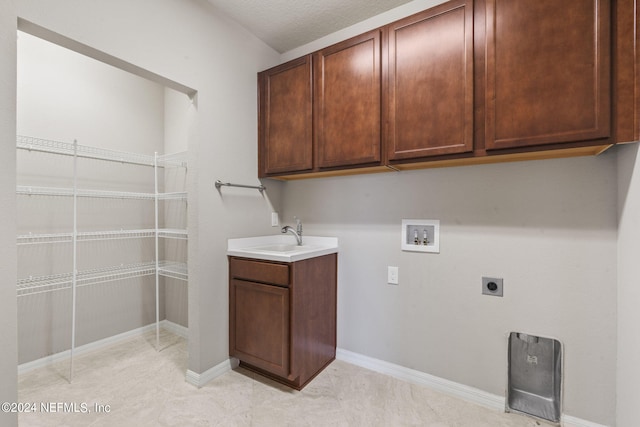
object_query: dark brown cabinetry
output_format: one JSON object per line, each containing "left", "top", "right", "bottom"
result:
{"left": 615, "top": 0, "right": 640, "bottom": 144}
{"left": 229, "top": 254, "right": 337, "bottom": 390}
{"left": 258, "top": 0, "right": 639, "bottom": 179}
{"left": 483, "top": 0, "right": 611, "bottom": 151}
{"left": 387, "top": 0, "right": 474, "bottom": 161}
{"left": 314, "top": 30, "right": 382, "bottom": 168}
{"left": 258, "top": 56, "right": 313, "bottom": 176}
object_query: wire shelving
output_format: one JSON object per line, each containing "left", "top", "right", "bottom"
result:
{"left": 16, "top": 135, "right": 189, "bottom": 380}
{"left": 17, "top": 262, "right": 158, "bottom": 297}
{"left": 16, "top": 185, "right": 155, "bottom": 199}
{"left": 17, "top": 135, "right": 156, "bottom": 166}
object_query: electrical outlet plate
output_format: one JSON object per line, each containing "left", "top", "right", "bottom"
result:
{"left": 388, "top": 266, "right": 399, "bottom": 285}
{"left": 401, "top": 219, "right": 440, "bottom": 253}
{"left": 271, "top": 212, "right": 279, "bottom": 227}
{"left": 482, "top": 277, "right": 503, "bottom": 297}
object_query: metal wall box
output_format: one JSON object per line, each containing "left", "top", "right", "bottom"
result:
{"left": 507, "top": 332, "right": 562, "bottom": 424}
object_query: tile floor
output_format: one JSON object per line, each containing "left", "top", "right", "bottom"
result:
{"left": 18, "top": 330, "right": 553, "bottom": 426}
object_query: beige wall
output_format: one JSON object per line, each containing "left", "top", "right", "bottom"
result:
{"left": 282, "top": 155, "right": 618, "bottom": 425}
{"left": 0, "top": 0, "right": 18, "bottom": 425}
{"left": 617, "top": 143, "right": 640, "bottom": 426}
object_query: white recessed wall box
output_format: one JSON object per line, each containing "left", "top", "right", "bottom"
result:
{"left": 401, "top": 219, "right": 440, "bottom": 253}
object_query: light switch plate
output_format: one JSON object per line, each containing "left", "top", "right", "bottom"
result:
{"left": 271, "top": 212, "right": 279, "bottom": 227}
{"left": 388, "top": 266, "right": 399, "bottom": 285}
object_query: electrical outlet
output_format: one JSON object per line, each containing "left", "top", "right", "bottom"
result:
{"left": 271, "top": 212, "right": 279, "bottom": 227}
{"left": 482, "top": 277, "right": 503, "bottom": 297}
{"left": 388, "top": 266, "right": 399, "bottom": 285}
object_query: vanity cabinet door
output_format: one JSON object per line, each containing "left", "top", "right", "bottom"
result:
{"left": 484, "top": 0, "right": 611, "bottom": 150}
{"left": 258, "top": 55, "right": 313, "bottom": 177}
{"left": 314, "top": 30, "right": 382, "bottom": 169}
{"left": 229, "top": 279, "right": 290, "bottom": 378}
{"left": 387, "top": 0, "right": 474, "bottom": 161}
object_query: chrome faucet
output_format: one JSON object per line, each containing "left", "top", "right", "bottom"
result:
{"left": 281, "top": 217, "right": 303, "bottom": 245}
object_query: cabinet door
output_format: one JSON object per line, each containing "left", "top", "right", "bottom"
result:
{"left": 387, "top": 0, "right": 474, "bottom": 160}
{"left": 314, "top": 30, "right": 381, "bottom": 168}
{"left": 614, "top": 0, "right": 640, "bottom": 143}
{"left": 229, "top": 279, "right": 290, "bottom": 378}
{"left": 485, "top": 0, "right": 610, "bottom": 150}
{"left": 259, "top": 56, "right": 313, "bottom": 176}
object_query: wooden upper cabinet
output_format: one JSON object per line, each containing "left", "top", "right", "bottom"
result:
{"left": 258, "top": 56, "right": 313, "bottom": 176}
{"left": 485, "top": 0, "right": 611, "bottom": 150}
{"left": 387, "top": 0, "right": 474, "bottom": 161}
{"left": 314, "top": 30, "right": 382, "bottom": 169}
{"left": 257, "top": 0, "right": 627, "bottom": 179}
{"left": 615, "top": 0, "right": 640, "bottom": 143}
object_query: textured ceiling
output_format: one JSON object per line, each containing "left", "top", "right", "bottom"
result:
{"left": 206, "top": 0, "right": 414, "bottom": 53}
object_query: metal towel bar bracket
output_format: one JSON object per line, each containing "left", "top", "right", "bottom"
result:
{"left": 215, "top": 180, "right": 266, "bottom": 193}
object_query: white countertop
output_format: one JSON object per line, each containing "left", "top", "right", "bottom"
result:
{"left": 227, "top": 235, "right": 338, "bottom": 262}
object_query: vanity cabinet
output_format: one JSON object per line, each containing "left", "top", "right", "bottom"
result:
{"left": 386, "top": 0, "right": 474, "bottom": 161}
{"left": 228, "top": 254, "right": 337, "bottom": 390}
{"left": 483, "top": 0, "right": 611, "bottom": 151}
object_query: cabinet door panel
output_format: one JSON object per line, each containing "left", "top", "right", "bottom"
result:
{"left": 485, "top": 0, "right": 610, "bottom": 150}
{"left": 387, "top": 0, "right": 474, "bottom": 160}
{"left": 614, "top": 0, "right": 640, "bottom": 143}
{"left": 259, "top": 56, "right": 313, "bottom": 176}
{"left": 315, "top": 31, "right": 381, "bottom": 168}
{"left": 230, "top": 279, "right": 290, "bottom": 377}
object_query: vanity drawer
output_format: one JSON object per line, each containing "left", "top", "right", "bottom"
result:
{"left": 229, "top": 257, "right": 290, "bottom": 286}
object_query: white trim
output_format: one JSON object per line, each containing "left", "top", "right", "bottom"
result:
{"left": 336, "top": 348, "right": 503, "bottom": 410}
{"left": 18, "top": 321, "right": 187, "bottom": 375}
{"left": 161, "top": 320, "right": 188, "bottom": 338}
{"left": 561, "top": 415, "right": 609, "bottom": 427}
{"left": 335, "top": 348, "right": 608, "bottom": 427}
{"left": 186, "top": 358, "right": 239, "bottom": 388}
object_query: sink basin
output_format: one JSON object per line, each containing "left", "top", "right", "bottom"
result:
{"left": 227, "top": 235, "right": 338, "bottom": 262}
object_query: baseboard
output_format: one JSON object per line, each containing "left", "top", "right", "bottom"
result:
{"left": 186, "top": 358, "right": 239, "bottom": 388}
{"left": 335, "top": 348, "right": 608, "bottom": 427}
{"left": 161, "top": 319, "right": 188, "bottom": 338}
{"left": 561, "top": 415, "right": 609, "bottom": 427}
{"left": 18, "top": 318, "right": 236, "bottom": 390}
{"left": 18, "top": 321, "right": 186, "bottom": 375}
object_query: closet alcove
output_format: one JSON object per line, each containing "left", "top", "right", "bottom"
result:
{"left": 16, "top": 29, "right": 193, "bottom": 380}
